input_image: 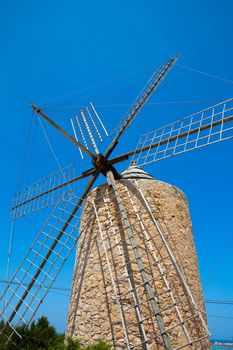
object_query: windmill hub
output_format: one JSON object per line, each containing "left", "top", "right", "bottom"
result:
{"left": 92, "top": 153, "right": 120, "bottom": 179}
{"left": 92, "top": 153, "right": 107, "bottom": 171}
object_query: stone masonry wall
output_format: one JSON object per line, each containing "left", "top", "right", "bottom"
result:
{"left": 66, "top": 177, "right": 210, "bottom": 349}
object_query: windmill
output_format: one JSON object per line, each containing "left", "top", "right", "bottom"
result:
{"left": 0, "top": 54, "right": 232, "bottom": 349}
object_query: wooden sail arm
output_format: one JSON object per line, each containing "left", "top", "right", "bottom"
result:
{"left": 133, "top": 114, "right": 233, "bottom": 157}
{"left": 104, "top": 54, "right": 180, "bottom": 159}
{"left": 11, "top": 169, "right": 96, "bottom": 211}
{"left": 109, "top": 113, "right": 233, "bottom": 164}
{"left": 31, "top": 104, "right": 96, "bottom": 160}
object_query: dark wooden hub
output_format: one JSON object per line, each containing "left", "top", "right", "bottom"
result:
{"left": 92, "top": 154, "right": 121, "bottom": 179}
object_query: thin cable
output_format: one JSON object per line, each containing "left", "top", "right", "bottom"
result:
{"left": 37, "top": 62, "right": 233, "bottom": 108}
{"left": 4, "top": 221, "right": 16, "bottom": 315}
{"left": 177, "top": 64, "right": 233, "bottom": 84}
{"left": 0, "top": 167, "right": 15, "bottom": 181}
{"left": 202, "top": 232, "right": 233, "bottom": 291}
{"left": 37, "top": 115, "right": 73, "bottom": 194}
{"left": 37, "top": 65, "right": 155, "bottom": 107}
{"left": 205, "top": 300, "right": 233, "bottom": 305}
{"left": 42, "top": 97, "right": 228, "bottom": 110}
{"left": 0, "top": 279, "right": 70, "bottom": 292}
{"left": 5, "top": 222, "right": 16, "bottom": 281}
{"left": 0, "top": 278, "right": 233, "bottom": 305}
{"left": 208, "top": 314, "right": 233, "bottom": 320}
{"left": 94, "top": 98, "right": 223, "bottom": 107}
{"left": 17, "top": 112, "right": 36, "bottom": 190}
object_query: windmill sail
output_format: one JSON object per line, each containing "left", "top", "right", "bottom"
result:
{"left": 132, "top": 98, "right": 233, "bottom": 166}
{"left": 0, "top": 193, "right": 95, "bottom": 343}
{"left": 70, "top": 103, "right": 109, "bottom": 159}
{"left": 10, "top": 164, "right": 76, "bottom": 221}
{"left": 1, "top": 173, "right": 98, "bottom": 343}
{"left": 105, "top": 55, "right": 180, "bottom": 159}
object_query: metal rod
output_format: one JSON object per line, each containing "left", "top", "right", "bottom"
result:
{"left": 90, "top": 102, "right": 109, "bottom": 136}
{"left": 75, "top": 115, "right": 89, "bottom": 150}
{"left": 80, "top": 110, "right": 99, "bottom": 154}
{"left": 93, "top": 200, "right": 132, "bottom": 350}
{"left": 124, "top": 184, "right": 192, "bottom": 343}
{"left": 86, "top": 106, "right": 103, "bottom": 141}
{"left": 102, "top": 195, "right": 150, "bottom": 350}
{"left": 107, "top": 171, "right": 173, "bottom": 350}
{"left": 94, "top": 237, "right": 117, "bottom": 349}
{"left": 70, "top": 119, "right": 84, "bottom": 159}
{"left": 135, "top": 181, "right": 210, "bottom": 336}
{"left": 67, "top": 221, "right": 95, "bottom": 338}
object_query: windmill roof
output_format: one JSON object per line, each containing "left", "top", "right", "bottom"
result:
{"left": 120, "top": 163, "right": 154, "bottom": 180}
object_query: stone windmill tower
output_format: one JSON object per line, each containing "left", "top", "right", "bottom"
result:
{"left": 1, "top": 54, "right": 232, "bottom": 349}
{"left": 66, "top": 165, "right": 209, "bottom": 349}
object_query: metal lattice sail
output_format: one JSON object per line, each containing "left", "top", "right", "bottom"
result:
{"left": 1, "top": 53, "right": 232, "bottom": 349}
{"left": 10, "top": 164, "right": 76, "bottom": 221}
{"left": 132, "top": 98, "right": 233, "bottom": 165}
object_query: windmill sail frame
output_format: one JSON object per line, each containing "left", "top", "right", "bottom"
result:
{"left": 132, "top": 98, "right": 233, "bottom": 166}
{"left": 10, "top": 164, "right": 77, "bottom": 221}
{"left": 1, "top": 193, "right": 81, "bottom": 342}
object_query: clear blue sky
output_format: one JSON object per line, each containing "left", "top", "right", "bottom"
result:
{"left": 0, "top": 0, "right": 233, "bottom": 340}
